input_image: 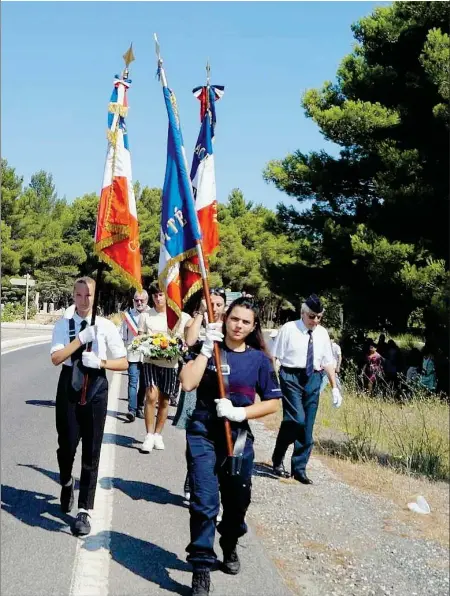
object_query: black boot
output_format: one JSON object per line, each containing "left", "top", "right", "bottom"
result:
{"left": 220, "top": 538, "right": 241, "bottom": 575}
{"left": 71, "top": 512, "right": 91, "bottom": 536}
{"left": 191, "top": 569, "right": 210, "bottom": 596}
{"left": 272, "top": 462, "right": 290, "bottom": 478}
{"left": 184, "top": 472, "right": 191, "bottom": 500}
{"left": 60, "top": 478, "right": 74, "bottom": 513}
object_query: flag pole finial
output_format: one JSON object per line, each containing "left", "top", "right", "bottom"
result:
{"left": 154, "top": 33, "right": 167, "bottom": 86}
{"left": 206, "top": 59, "right": 211, "bottom": 86}
{"left": 122, "top": 43, "right": 135, "bottom": 79}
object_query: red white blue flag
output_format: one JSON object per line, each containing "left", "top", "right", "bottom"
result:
{"left": 95, "top": 74, "right": 142, "bottom": 290}
{"left": 181, "top": 84, "right": 224, "bottom": 303}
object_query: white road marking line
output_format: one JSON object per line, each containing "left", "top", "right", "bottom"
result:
{"left": 1, "top": 340, "right": 51, "bottom": 356}
{"left": 69, "top": 372, "right": 123, "bottom": 596}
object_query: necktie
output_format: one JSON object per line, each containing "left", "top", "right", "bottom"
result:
{"left": 306, "top": 329, "right": 314, "bottom": 376}
{"left": 71, "top": 321, "right": 88, "bottom": 392}
{"left": 71, "top": 320, "right": 88, "bottom": 362}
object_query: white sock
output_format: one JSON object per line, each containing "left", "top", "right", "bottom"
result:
{"left": 64, "top": 477, "right": 73, "bottom": 487}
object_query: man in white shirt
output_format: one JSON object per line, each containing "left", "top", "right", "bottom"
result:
{"left": 120, "top": 290, "right": 150, "bottom": 422}
{"left": 50, "top": 277, "right": 128, "bottom": 536}
{"left": 271, "top": 294, "right": 342, "bottom": 484}
{"left": 138, "top": 282, "right": 191, "bottom": 453}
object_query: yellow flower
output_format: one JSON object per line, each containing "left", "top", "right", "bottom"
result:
{"left": 153, "top": 338, "right": 161, "bottom": 346}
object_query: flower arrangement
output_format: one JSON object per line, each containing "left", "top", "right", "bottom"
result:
{"left": 128, "top": 332, "right": 187, "bottom": 362}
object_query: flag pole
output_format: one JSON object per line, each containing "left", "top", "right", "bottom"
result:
{"left": 154, "top": 36, "right": 233, "bottom": 457}
{"left": 79, "top": 45, "right": 135, "bottom": 406}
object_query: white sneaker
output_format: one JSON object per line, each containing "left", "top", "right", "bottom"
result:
{"left": 141, "top": 433, "right": 154, "bottom": 453}
{"left": 216, "top": 504, "right": 223, "bottom": 523}
{"left": 153, "top": 433, "right": 165, "bottom": 450}
{"left": 184, "top": 491, "right": 191, "bottom": 502}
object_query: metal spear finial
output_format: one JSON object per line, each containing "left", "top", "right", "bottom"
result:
{"left": 122, "top": 43, "right": 135, "bottom": 79}
{"left": 154, "top": 33, "right": 162, "bottom": 66}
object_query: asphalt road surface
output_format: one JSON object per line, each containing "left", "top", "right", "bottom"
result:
{"left": 1, "top": 344, "right": 291, "bottom": 596}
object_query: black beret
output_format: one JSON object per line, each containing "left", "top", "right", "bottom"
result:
{"left": 305, "top": 293, "right": 323, "bottom": 314}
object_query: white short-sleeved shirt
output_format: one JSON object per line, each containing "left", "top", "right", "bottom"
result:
{"left": 51, "top": 312, "right": 127, "bottom": 367}
{"left": 331, "top": 341, "right": 342, "bottom": 369}
{"left": 272, "top": 319, "right": 334, "bottom": 370}
{"left": 138, "top": 308, "right": 191, "bottom": 369}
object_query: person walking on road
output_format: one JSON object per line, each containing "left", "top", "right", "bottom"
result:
{"left": 120, "top": 290, "right": 150, "bottom": 422}
{"left": 50, "top": 276, "right": 128, "bottom": 536}
{"left": 174, "top": 288, "right": 227, "bottom": 505}
{"left": 180, "top": 297, "right": 282, "bottom": 596}
{"left": 138, "top": 282, "right": 191, "bottom": 453}
{"left": 271, "top": 294, "right": 343, "bottom": 485}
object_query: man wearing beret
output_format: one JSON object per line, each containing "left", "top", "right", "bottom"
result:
{"left": 271, "top": 294, "right": 343, "bottom": 484}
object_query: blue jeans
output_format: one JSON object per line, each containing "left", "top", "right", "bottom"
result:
{"left": 127, "top": 362, "right": 145, "bottom": 414}
{"left": 272, "top": 368, "right": 321, "bottom": 476}
{"left": 186, "top": 416, "right": 253, "bottom": 570}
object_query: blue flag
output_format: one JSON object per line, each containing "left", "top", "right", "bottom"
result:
{"left": 158, "top": 85, "right": 202, "bottom": 330}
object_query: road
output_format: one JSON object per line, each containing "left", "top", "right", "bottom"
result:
{"left": 1, "top": 343, "right": 291, "bottom": 596}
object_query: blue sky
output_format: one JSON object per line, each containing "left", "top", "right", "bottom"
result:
{"left": 2, "top": 1, "right": 387, "bottom": 210}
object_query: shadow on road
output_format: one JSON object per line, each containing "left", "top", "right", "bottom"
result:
{"left": 83, "top": 530, "right": 190, "bottom": 594}
{"left": 102, "top": 432, "right": 141, "bottom": 450}
{"left": 99, "top": 476, "right": 187, "bottom": 508}
{"left": 252, "top": 462, "right": 280, "bottom": 480}
{"left": 25, "top": 399, "right": 55, "bottom": 407}
{"left": 17, "top": 463, "right": 80, "bottom": 489}
{"left": 107, "top": 409, "right": 129, "bottom": 422}
{"left": 1, "top": 484, "right": 72, "bottom": 534}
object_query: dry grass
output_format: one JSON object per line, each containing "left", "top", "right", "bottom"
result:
{"left": 260, "top": 385, "right": 450, "bottom": 546}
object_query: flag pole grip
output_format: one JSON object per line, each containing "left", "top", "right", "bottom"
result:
{"left": 195, "top": 242, "right": 233, "bottom": 457}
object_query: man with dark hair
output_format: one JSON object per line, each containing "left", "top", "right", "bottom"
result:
{"left": 50, "top": 277, "right": 128, "bottom": 536}
{"left": 271, "top": 294, "right": 343, "bottom": 484}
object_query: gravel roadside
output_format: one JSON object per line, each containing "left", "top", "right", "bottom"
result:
{"left": 248, "top": 420, "right": 449, "bottom": 596}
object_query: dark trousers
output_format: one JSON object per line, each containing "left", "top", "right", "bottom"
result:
{"left": 186, "top": 416, "right": 253, "bottom": 570}
{"left": 55, "top": 367, "right": 108, "bottom": 510}
{"left": 272, "top": 368, "right": 321, "bottom": 477}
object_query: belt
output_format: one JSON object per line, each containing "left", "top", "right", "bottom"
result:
{"left": 281, "top": 366, "right": 320, "bottom": 373}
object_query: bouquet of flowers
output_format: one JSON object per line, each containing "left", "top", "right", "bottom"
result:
{"left": 128, "top": 332, "right": 187, "bottom": 363}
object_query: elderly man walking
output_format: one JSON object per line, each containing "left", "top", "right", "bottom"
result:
{"left": 121, "top": 290, "right": 150, "bottom": 422}
{"left": 271, "top": 294, "right": 342, "bottom": 484}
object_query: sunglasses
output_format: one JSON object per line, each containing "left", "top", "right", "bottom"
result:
{"left": 307, "top": 313, "right": 322, "bottom": 321}
{"left": 134, "top": 298, "right": 146, "bottom": 303}
{"left": 210, "top": 288, "right": 226, "bottom": 297}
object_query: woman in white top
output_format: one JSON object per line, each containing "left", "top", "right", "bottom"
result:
{"left": 138, "top": 282, "right": 191, "bottom": 452}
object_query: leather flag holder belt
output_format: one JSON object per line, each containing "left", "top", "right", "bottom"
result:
{"left": 218, "top": 348, "right": 247, "bottom": 477}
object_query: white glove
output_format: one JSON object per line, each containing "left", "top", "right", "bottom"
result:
{"left": 200, "top": 322, "right": 224, "bottom": 359}
{"left": 214, "top": 398, "right": 247, "bottom": 423}
{"left": 78, "top": 325, "right": 96, "bottom": 345}
{"left": 82, "top": 351, "right": 102, "bottom": 369}
{"left": 332, "top": 387, "right": 342, "bottom": 408}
